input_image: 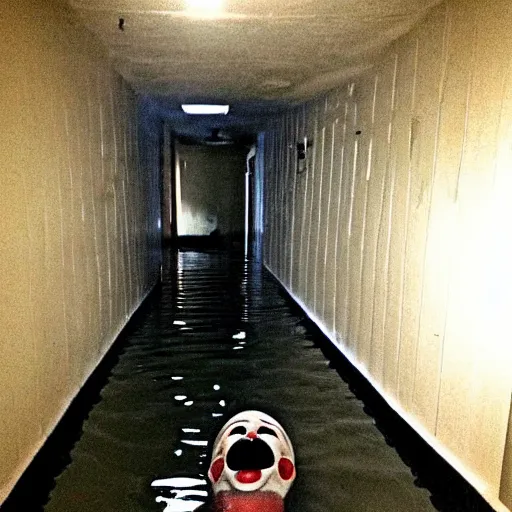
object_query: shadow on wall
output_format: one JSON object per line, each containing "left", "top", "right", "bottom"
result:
{"left": 175, "top": 143, "right": 248, "bottom": 251}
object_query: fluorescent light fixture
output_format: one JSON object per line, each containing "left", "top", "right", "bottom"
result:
{"left": 182, "top": 104, "right": 229, "bottom": 115}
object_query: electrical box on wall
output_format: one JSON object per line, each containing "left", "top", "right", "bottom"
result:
{"left": 297, "top": 137, "right": 312, "bottom": 161}
{"left": 297, "top": 137, "right": 313, "bottom": 175}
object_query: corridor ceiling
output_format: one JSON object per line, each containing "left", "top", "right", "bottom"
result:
{"left": 68, "top": 0, "right": 441, "bottom": 139}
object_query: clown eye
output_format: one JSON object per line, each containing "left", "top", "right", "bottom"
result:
{"left": 257, "top": 426, "right": 278, "bottom": 437}
{"left": 229, "top": 426, "right": 246, "bottom": 436}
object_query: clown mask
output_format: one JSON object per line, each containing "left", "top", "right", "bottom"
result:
{"left": 208, "top": 411, "right": 296, "bottom": 498}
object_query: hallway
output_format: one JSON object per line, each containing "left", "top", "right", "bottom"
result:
{"left": 2, "top": 0, "right": 512, "bottom": 510}
{"left": 25, "top": 250, "right": 438, "bottom": 512}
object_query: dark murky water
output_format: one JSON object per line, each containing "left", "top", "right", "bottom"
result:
{"left": 43, "top": 251, "right": 435, "bottom": 512}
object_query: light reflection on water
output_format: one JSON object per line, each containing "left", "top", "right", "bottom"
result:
{"left": 153, "top": 477, "right": 208, "bottom": 512}
{"left": 181, "top": 440, "right": 208, "bottom": 447}
{"left": 151, "top": 478, "right": 207, "bottom": 488}
{"left": 156, "top": 496, "right": 205, "bottom": 512}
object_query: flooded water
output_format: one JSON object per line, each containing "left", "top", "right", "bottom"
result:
{"left": 43, "top": 250, "right": 435, "bottom": 512}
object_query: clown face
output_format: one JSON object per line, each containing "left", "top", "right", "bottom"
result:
{"left": 208, "top": 411, "right": 296, "bottom": 498}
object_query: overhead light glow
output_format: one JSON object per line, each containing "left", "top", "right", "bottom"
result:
{"left": 182, "top": 104, "right": 229, "bottom": 115}
{"left": 186, "top": 0, "right": 224, "bottom": 17}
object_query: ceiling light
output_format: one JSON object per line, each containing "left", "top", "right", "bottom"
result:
{"left": 185, "top": 0, "right": 224, "bottom": 17}
{"left": 182, "top": 104, "right": 229, "bottom": 115}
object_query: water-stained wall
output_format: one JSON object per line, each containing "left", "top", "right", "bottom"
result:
{"left": 0, "top": 0, "right": 161, "bottom": 503}
{"left": 263, "top": 0, "right": 512, "bottom": 509}
{"left": 176, "top": 144, "right": 246, "bottom": 239}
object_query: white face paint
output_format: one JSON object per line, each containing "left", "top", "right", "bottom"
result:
{"left": 208, "top": 411, "right": 296, "bottom": 498}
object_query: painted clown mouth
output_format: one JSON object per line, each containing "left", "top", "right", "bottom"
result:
{"left": 227, "top": 438, "right": 275, "bottom": 483}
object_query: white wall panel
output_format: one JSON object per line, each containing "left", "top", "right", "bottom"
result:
{"left": 263, "top": 0, "right": 512, "bottom": 508}
{"left": 0, "top": 0, "right": 161, "bottom": 502}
